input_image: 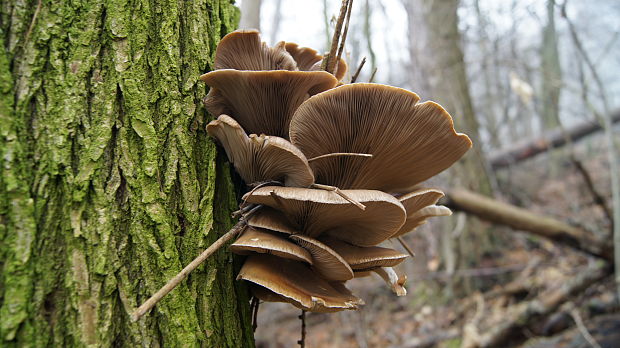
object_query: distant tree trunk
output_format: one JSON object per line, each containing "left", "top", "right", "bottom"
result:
{"left": 0, "top": 0, "right": 255, "bottom": 347}
{"left": 239, "top": 0, "right": 262, "bottom": 30}
{"left": 418, "top": 0, "right": 493, "bottom": 196}
{"left": 540, "top": 0, "right": 562, "bottom": 130}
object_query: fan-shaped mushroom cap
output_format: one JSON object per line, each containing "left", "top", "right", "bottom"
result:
{"left": 320, "top": 236, "right": 408, "bottom": 270}
{"left": 243, "top": 186, "right": 406, "bottom": 246}
{"left": 284, "top": 42, "right": 348, "bottom": 81}
{"left": 290, "top": 235, "right": 353, "bottom": 281}
{"left": 214, "top": 30, "right": 297, "bottom": 71}
{"left": 206, "top": 115, "right": 314, "bottom": 187}
{"left": 202, "top": 70, "right": 338, "bottom": 138}
{"left": 238, "top": 254, "right": 363, "bottom": 312}
{"left": 392, "top": 189, "right": 446, "bottom": 237}
{"left": 230, "top": 227, "right": 312, "bottom": 264}
{"left": 393, "top": 205, "right": 452, "bottom": 238}
{"left": 289, "top": 83, "right": 472, "bottom": 192}
{"left": 247, "top": 207, "right": 299, "bottom": 234}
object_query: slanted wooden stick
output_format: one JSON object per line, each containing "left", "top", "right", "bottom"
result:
{"left": 312, "top": 183, "right": 366, "bottom": 210}
{"left": 132, "top": 205, "right": 261, "bottom": 321}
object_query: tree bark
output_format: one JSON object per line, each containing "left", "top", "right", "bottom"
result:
{"left": 0, "top": 0, "right": 255, "bottom": 347}
{"left": 418, "top": 0, "right": 494, "bottom": 196}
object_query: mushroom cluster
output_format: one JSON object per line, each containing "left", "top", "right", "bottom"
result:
{"left": 201, "top": 30, "right": 472, "bottom": 313}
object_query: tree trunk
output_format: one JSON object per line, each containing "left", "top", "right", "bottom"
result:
{"left": 418, "top": 0, "right": 493, "bottom": 196}
{"left": 0, "top": 0, "right": 255, "bottom": 347}
{"left": 540, "top": 0, "right": 562, "bottom": 131}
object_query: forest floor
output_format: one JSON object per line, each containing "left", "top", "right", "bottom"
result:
{"left": 252, "top": 132, "right": 618, "bottom": 347}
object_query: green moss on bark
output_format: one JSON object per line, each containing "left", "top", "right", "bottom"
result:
{"left": 0, "top": 0, "right": 252, "bottom": 346}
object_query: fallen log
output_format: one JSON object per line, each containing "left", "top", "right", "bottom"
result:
{"left": 444, "top": 189, "right": 613, "bottom": 262}
{"left": 489, "top": 110, "right": 620, "bottom": 169}
{"left": 474, "top": 263, "right": 610, "bottom": 348}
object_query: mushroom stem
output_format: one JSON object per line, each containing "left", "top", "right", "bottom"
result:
{"left": 311, "top": 183, "right": 367, "bottom": 210}
{"left": 307, "top": 152, "right": 373, "bottom": 162}
{"left": 298, "top": 310, "right": 307, "bottom": 348}
{"left": 131, "top": 205, "right": 263, "bottom": 321}
{"left": 397, "top": 236, "right": 416, "bottom": 258}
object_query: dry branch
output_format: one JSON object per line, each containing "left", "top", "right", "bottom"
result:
{"left": 444, "top": 189, "right": 613, "bottom": 262}
{"left": 489, "top": 109, "right": 620, "bottom": 169}
{"left": 475, "top": 263, "right": 609, "bottom": 348}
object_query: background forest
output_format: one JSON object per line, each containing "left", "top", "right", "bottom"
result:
{"left": 237, "top": 0, "right": 620, "bottom": 347}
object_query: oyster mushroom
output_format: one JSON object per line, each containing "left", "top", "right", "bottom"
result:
{"left": 247, "top": 207, "right": 299, "bottom": 235}
{"left": 243, "top": 186, "right": 406, "bottom": 246}
{"left": 320, "top": 236, "right": 408, "bottom": 270}
{"left": 289, "top": 83, "right": 472, "bottom": 192}
{"left": 392, "top": 188, "right": 448, "bottom": 237}
{"left": 290, "top": 234, "right": 354, "bottom": 281}
{"left": 238, "top": 254, "right": 363, "bottom": 312}
{"left": 207, "top": 115, "right": 314, "bottom": 187}
{"left": 202, "top": 30, "right": 339, "bottom": 138}
{"left": 284, "top": 42, "right": 348, "bottom": 81}
{"left": 202, "top": 70, "right": 338, "bottom": 138}
{"left": 230, "top": 227, "right": 313, "bottom": 264}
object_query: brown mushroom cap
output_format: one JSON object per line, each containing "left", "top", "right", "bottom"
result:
{"left": 290, "top": 234, "right": 353, "bottom": 281}
{"left": 206, "top": 115, "right": 314, "bottom": 187}
{"left": 238, "top": 254, "right": 363, "bottom": 312}
{"left": 243, "top": 186, "right": 406, "bottom": 246}
{"left": 247, "top": 207, "right": 300, "bottom": 234}
{"left": 214, "top": 30, "right": 297, "bottom": 71}
{"left": 202, "top": 70, "right": 338, "bottom": 138}
{"left": 289, "top": 83, "right": 472, "bottom": 192}
{"left": 397, "top": 205, "right": 452, "bottom": 234}
{"left": 392, "top": 189, "right": 445, "bottom": 237}
{"left": 285, "top": 42, "right": 348, "bottom": 81}
{"left": 230, "top": 227, "right": 313, "bottom": 264}
{"left": 320, "top": 236, "right": 408, "bottom": 270}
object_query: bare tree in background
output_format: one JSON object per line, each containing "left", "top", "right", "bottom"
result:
{"left": 540, "top": 0, "right": 562, "bottom": 131}
{"left": 240, "top": 0, "right": 262, "bottom": 30}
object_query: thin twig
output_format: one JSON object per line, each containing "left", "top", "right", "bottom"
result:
{"left": 311, "top": 183, "right": 366, "bottom": 210}
{"left": 397, "top": 237, "right": 416, "bottom": 258}
{"left": 368, "top": 67, "right": 377, "bottom": 82}
{"left": 351, "top": 57, "right": 366, "bottom": 83}
{"left": 335, "top": 0, "right": 354, "bottom": 69}
{"left": 131, "top": 209, "right": 259, "bottom": 321}
{"left": 568, "top": 305, "right": 602, "bottom": 348}
{"left": 251, "top": 297, "right": 260, "bottom": 332}
{"left": 307, "top": 152, "right": 372, "bottom": 162}
{"left": 242, "top": 180, "right": 283, "bottom": 205}
{"left": 571, "top": 157, "right": 613, "bottom": 223}
{"left": 297, "top": 310, "right": 307, "bottom": 348}
{"left": 24, "top": 0, "right": 42, "bottom": 44}
{"left": 322, "top": 0, "right": 349, "bottom": 73}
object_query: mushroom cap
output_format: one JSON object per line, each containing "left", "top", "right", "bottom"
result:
{"left": 202, "top": 69, "right": 338, "bottom": 138}
{"left": 247, "top": 207, "right": 300, "bottom": 235}
{"left": 392, "top": 189, "right": 445, "bottom": 237}
{"left": 214, "top": 29, "right": 297, "bottom": 71}
{"left": 290, "top": 234, "right": 353, "bottom": 281}
{"left": 285, "top": 42, "right": 348, "bottom": 81}
{"left": 243, "top": 186, "right": 406, "bottom": 246}
{"left": 320, "top": 236, "right": 408, "bottom": 270}
{"left": 289, "top": 83, "right": 472, "bottom": 192}
{"left": 393, "top": 204, "right": 452, "bottom": 238}
{"left": 207, "top": 115, "right": 314, "bottom": 187}
{"left": 238, "top": 254, "right": 363, "bottom": 312}
{"left": 230, "top": 227, "right": 313, "bottom": 264}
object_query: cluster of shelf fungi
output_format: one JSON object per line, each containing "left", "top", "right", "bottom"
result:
{"left": 201, "top": 30, "right": 471, "bottom": 314}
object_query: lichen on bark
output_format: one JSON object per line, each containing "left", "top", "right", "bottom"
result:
{"left": 0, "top": 0, "right": 253, "bottom": 346}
